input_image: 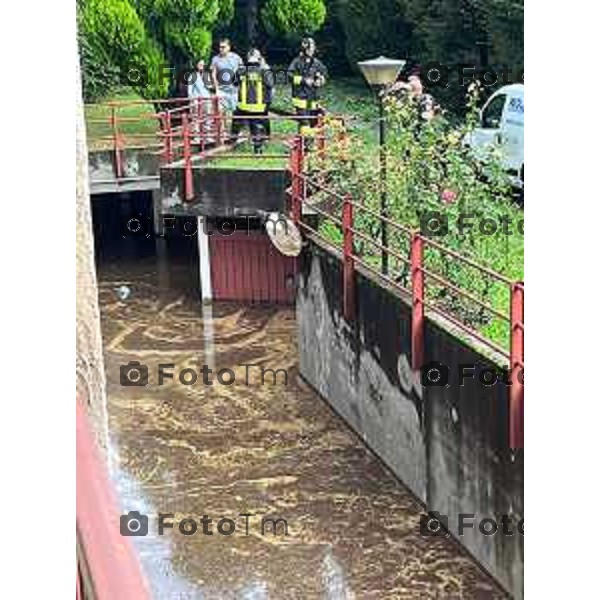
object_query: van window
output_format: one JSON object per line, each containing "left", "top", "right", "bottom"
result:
{"left": 506, "top": 95, "right": 524, "bottom": 124}
{"left": 481, "top": 94, "right": 506, "bottom": 129}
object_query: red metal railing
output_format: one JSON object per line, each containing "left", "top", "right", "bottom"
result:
{"left": 85, "top": 97, "right": 218, "bottom": 180}
{"left": 167, "top": 110, "right": 345, "bottom": 203}
{"left": 76, "top": 400, "right": 150, "bottom": 599}
{"left": 288, "top": 135, "right": 524, "bottom": 449}
{"left": 85, "top": 96, "right": 346, "bottom": 191}
{"left": 510, "top": 283, "right": 524, "bottom": 448}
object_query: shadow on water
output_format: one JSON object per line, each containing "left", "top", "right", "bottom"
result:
{"left": 90, "top": 191, "right": 507, "bottom": 600}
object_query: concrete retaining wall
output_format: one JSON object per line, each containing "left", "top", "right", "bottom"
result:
{"left": 160, "top": 166, "right": 287, "bottom": 216}
{"left": 88, "top": 148, "right": 160, "bottom": 194}
{"left": 296, "top": 240, "right": 523, "bottom": 599}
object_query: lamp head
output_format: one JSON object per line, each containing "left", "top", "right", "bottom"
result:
{"left": 357, "top": 56, "right": 407, "bottom": 89}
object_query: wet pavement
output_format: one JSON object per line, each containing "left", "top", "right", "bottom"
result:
{"left": 98, "top": 254, "right": 507, "bottom": 600}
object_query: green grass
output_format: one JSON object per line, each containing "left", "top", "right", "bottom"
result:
{"left": 202, "top": 154, "right": 288, "bottom": 170}
{"left": 271, "top": 75, "right": 379, "bottom": 149}
{"left": 84, "top": 89, "right": 159, "bottom": 149}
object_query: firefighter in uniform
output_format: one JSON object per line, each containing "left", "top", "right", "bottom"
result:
{"left": 288, "top": 37, "right": 327, "bottom": 143}
{"left": 231, "top": 49, "right": 273, "bottom": 154}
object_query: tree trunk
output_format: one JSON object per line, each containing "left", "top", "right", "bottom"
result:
{"left": 247, "top": 0, "right": 259, "bottom": 45}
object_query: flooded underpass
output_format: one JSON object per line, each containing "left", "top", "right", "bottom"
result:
{"left": 94, "top": 199, "right": 507, "bottom": 599}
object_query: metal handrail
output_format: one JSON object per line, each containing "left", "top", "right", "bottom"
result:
{"left": 287, "top": 136, "right": 524, "bottom": 447}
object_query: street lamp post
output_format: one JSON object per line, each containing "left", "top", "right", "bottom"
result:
{"left": 358, "top": 57, "right": 406, "bottom": 275}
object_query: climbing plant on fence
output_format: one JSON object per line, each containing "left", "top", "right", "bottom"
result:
{"left": 310, "top": 84, "right": 523, "bottom": 351}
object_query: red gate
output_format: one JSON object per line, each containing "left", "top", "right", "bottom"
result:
{"left": 209, "top": 231, "right": 297, "bottom": 304}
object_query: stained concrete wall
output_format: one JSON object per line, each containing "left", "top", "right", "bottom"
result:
{"left": 296, "top": 240, "right": 523, "bottom": 599}
{"left": 88, "top": 148, "right": 160, "bottom": 194}
{"left": 160, "top": 166, "right": 287, "bottom": 216}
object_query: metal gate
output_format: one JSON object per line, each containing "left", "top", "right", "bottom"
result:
{"left": 209, "top": 231, "right": 297, "bottom": 304}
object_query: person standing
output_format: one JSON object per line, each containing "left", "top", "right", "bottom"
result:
{"left": 231, "top": 49, "right": 273, "bottom": 154}
{"left": 288, "top": 37, "right": 327, "bottom": 140}
{"left": 210, "top": 38, "right": 243, "bottom": 113}
{"left": 188, "top": 59, "right": 211, "bottom": 101}
{"left": 387, "top": 71, "right": 439, "bottom": 122}
{"left": 187, "top": 59, "right": 213, "bottom": 143}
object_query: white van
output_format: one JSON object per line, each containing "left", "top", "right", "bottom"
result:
{"left": 466, "top": 83, "right": 524, "bottom": 188}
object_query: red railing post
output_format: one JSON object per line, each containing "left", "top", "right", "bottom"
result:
{"left": 343, "top": 193, "right": 355, "bottom": 320}
{"left": 298, "top": 134, "right": 305, "bottom": 200}
{"left": 110, "top": 105, "right": 124, "bottom": 178}
{"left": 182, "top": 113, "right": 194, "bottom": 202}
{"left": 290, "top": 137, "right": 302, "bottom": 224}
{"left": 199, "top": 98, "right": 205, "bottom": 154}
{"left": 510, "top": 282, "right": 524, "bottom": 448}
{"left": 316, "top": 113, "right": 326, "bottom": 159}
{"left": 338, "top": 117, "right": 349, "bottom": 161}
{"left": 411, "top": 232, "right": 424, "bottom": 371}
{"left": 212, "top": 95, "right": 222, "bottom": 146}
{"left": 161, "top": 111, "right": 173, "bottom": 164}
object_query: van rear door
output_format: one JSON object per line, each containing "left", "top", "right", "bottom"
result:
{"left": 502, "top": 92, "right": 524, "bottom": 174}
{"left": 469, "top": 91, "right": 508, "bottom": 163}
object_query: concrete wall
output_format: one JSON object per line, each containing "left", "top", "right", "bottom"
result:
{"left": 160, "top": 166, "right": 287, "bottom": 216}
{"left": 296, "top": 240, "right": 523, "bottom": 599}
{"left": 88, "top": 148, "right": 160, "bottom": 194}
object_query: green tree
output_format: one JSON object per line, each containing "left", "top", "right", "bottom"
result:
{"left": 134, "top": 0, "right": 234, "bottom": 67}
{"left": 399, "top": 0, "right": 524, "bottom": 108}
{"left": 401, "top": 0, "right": 523, "bottom": 68}
{"left": 336, "top": 0, "right": 412, "bottom": 68}
{"left": 78, "top": 0, "right": 234, "bottom": 101}
{"left": 261, "top": 0, "right": 327, "bottom": 39}
{"left": 77, "top": 0, "right": 167, "bottom": 101}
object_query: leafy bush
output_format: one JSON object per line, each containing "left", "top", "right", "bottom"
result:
{"left": 262, "top": 0, "right": 327, "bottom": 38}
{"left": 311, "top": 84, "right": 523, "bottom": 350}
{"left": 150, "top": 0, "right": 227, "bottom": 63}
{"left": 335, "top": 0, "right": 524, "bottom": 112}
{"left": 78, "top": 27, "right": 121, "bottom": 102}
{"left": 78, "top": 0, "right": 168, "bottom": 101}
{"left": 78, "top": 0, "right": 235, "bottom": 102}
{"left": 336, "top": 0, "right": 412, "bottom": 68}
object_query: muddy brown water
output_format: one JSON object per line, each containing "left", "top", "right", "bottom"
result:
{"left": 97, "top": 248, "right": 506, "bottom": 600}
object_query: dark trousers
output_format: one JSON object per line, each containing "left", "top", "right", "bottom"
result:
{"left": 295, "top": 107, "right": 321, "bottom": 134}
{"left": 231, "top": 108, "right": 270, "bottom": 151}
